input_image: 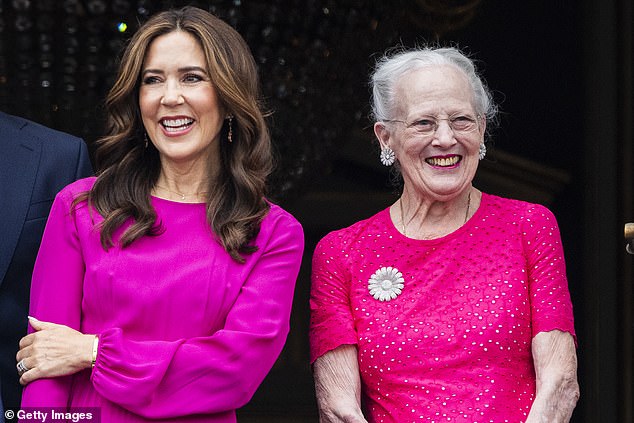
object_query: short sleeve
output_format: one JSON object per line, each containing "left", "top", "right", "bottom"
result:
{"left": 309, "top": 231, "right": 358, "bottom": 363}
{"left": 522, "top": 204, "right": 576, "bottom": 344}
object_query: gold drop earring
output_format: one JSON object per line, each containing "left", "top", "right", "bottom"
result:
{"left": 227, "top": 116, "right": 233, "bottom": 143}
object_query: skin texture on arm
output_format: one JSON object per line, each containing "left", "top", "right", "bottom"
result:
{"left": 313, "top": 344, "right": 368, "bottom": 423}
{"left": 525, "top": 330, "right": 579, "bottom": 423}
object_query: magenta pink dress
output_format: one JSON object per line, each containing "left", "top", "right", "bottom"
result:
{"left": 22, "top": 177, "right": 304, "bottom": 422}
{"left": 310, "top": 193, "right": 576, "bottom": 422}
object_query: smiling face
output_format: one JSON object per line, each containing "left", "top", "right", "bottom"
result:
{"left": 375, "top": 65, "right": 485, "bottom": 201}
{"left": 139, "top": 30, "right": 224, "bottom": 174}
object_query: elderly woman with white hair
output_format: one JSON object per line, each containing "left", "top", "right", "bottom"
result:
{"left": 309, "top": 46, "right": 579, "bottom": 422}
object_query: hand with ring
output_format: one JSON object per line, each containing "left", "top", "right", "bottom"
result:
{"left": 16, "top": 316, "right": 96, "bottom": 386}
{"left": 16, "top": 359, "right": 29, "bottom": 377}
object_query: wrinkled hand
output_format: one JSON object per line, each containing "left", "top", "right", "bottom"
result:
{"left": 16, "top": 317, "right": 95, "bottom": 385}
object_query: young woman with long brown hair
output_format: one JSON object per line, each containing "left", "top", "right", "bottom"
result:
{"left": 17, "top": 7, "right": 304, "bottom": 422}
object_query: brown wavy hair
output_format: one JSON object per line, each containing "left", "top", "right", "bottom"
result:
{"left": 82, "top": 6, "right": 272, "bottom": 263}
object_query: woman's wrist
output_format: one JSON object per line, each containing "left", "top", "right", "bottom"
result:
{"left": 91, "top": 335, "right": 99, "bottom": 368}
{"left": 83, "top": 334, "right": 99, "bottom": 369}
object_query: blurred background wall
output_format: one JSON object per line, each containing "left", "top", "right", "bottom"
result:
{"left": 0, "top": 1, "right": 631, "bottom": 421}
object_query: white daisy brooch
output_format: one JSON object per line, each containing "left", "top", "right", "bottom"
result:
{"left": 368, "top": 266, "right": 405, "bottom": 301}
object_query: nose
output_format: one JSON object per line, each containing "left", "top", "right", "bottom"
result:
{"left": 160, "top": 80, "right": 184, "bottom": 106}
{"left": 431, "top": 119, "right": 457, "bottom": 147}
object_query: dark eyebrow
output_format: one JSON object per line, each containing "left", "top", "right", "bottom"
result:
{"left": 178, "top": 66, "right": 208, "bottom": 74}
{"left": 141, "top": 68, "right": 162, "bottom": 77}
{"left": 141, "top": 66, "right": 208, "bottom": 76}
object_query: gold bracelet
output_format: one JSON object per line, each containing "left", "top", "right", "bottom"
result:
{"left": 91, "top": 335, "right": 99, "bottom": 368}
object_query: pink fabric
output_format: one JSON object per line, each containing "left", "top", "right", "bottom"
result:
{"left": 22, "top": 177, "right": 304, "bottom": 422}
{"left": 310, "top": 193, "right": 576, "bottom": 422}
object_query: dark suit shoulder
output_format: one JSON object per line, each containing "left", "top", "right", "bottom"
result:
{"left": 1, "top": 111, "right": 84, "bottom": 147}
{"left": 1, "top": 111, "right": 93, "bottom": 179}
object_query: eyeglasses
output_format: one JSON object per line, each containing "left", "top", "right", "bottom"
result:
{"left": 384, "top": 114, "right": 481, "bottom": 137}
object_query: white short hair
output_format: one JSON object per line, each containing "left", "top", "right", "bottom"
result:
{"left": 370, "top": 46, "right": 498, "bottom": 125}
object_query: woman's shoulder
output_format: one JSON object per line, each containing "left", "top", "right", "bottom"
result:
{"left": 262, "top": 202, "right": 304, "bottom": 234}
{"left": 56, "top": 176, "right": 97, "bottom": 201}
{"left": 252, "top": 202, "right": 305, "bottom": 255}
{"left": 317, "top": 208, "right": 390, "bottom": 249}
{"left": 481, "top": 192, "right": 557, "bottom": 222}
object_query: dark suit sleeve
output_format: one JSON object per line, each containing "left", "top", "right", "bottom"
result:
{"left": 74, "top": 138, "right": 93, "bottom": 180}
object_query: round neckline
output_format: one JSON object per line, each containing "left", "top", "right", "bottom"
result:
{"left": 384, "top": 192, "right": 487, "bottom": 243}
{"left": 151, "top": 195, "right": 207, "bottom": 206}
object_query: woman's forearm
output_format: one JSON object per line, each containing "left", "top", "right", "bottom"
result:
{"left": 313, "top": 344, "right": 368, "bottom": 423}
{"left": 525, "top": 330, "right": 579, "bottom": 422}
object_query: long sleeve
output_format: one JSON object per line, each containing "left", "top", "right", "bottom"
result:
{"left": 21, "top": 190, "right": 86, "bottom": 407}
{"left": 90, "top": 210, "right": 304, "bottom": 418}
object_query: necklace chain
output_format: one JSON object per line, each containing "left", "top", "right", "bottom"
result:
{"left": 400, "top": 190, "right": 472, "bottom": 237}
{"left": 155, "top": 184, "right": 208, "bottom": 201}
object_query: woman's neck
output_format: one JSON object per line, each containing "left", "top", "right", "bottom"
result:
{"left": 394, "top": 186, "right": 480, "bottom": 239}
{"left": 153, "top": 162, "right": 213, "bottom": 203}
